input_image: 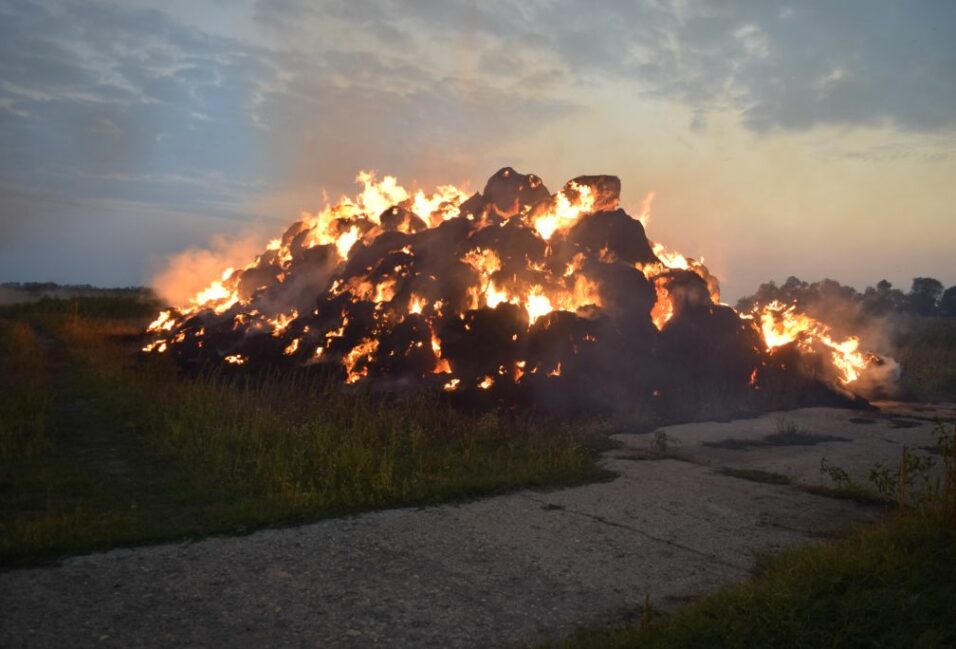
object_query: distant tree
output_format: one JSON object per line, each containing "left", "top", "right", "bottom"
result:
{"left": 815, "top": 278, "right": 859, "bottom": 303}
{"left": 780, "top": 276, "right": 808, "bottom": 299}
{"left": 939, "top": 286, "right": 956, "bottom": 317}
{"left": 862, "top": 279, "right": 905, "bottom": 315}
{"left": 736, "top": 280, "right": 778, "bottom": 311}
{"left": 906, "top": 277, "right": 944, "bottom": 316}
{"left": 740, "top": 276, "right": 953, "bottom": 320}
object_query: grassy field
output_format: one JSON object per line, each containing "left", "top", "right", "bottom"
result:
{"left": 895, "top": 317, "right": 956, "bottom": 401}
{"left": 0, "top": 296, "right": 606, "bottom": 566}
{"left": 539, "top": 422, "right": 956, "bottom": 649}
{"left": 543, "top": 513, "right": 956, "bottom": 649}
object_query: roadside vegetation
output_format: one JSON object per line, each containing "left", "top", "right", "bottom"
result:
{"left": 0, "top": 294, "right": 605, "bottom": 566}
{"left": 704, "top": 419, "right": 849, "bottom": 451}
{"left": 894, "top": 317, "right": 956, "bottom": 401}
{"left": 539, "top": 421, "right": 956, "bottom": 649}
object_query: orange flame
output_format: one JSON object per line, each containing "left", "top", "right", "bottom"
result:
{"left": 146, "top": 169, "right": 883, "bottom": 396}
{"left": 343, "top": 338, "right": 379, "bottom": 384}
{"left": 531, "top": 182, "right": 595, "bottom": 240}
{"left": 754, "top": 301, "right": 873, "bottom": 384}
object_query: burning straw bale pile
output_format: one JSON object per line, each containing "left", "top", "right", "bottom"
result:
{"left": 144, "top": 167, "right": 887, "bottom": 415}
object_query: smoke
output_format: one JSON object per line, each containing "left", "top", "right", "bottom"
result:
{"left": 149, "top": 230, "right": 272, "bottom": 307}
{"left": 0, "top": 285, "right": 23, "bottom": 305}
{"left": 736, "top": 278, "right": 903, "bottom": 399}
{"left": 140, "top": 167, "right": 884, "bottom": 419}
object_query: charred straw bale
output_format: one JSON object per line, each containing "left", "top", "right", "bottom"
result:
{"left": 145, "top": 167, "right": 879, "bottom": 416}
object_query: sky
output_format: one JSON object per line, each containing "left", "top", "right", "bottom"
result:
{"left": 1, "top": 0, "right": 954, "bottom": 301}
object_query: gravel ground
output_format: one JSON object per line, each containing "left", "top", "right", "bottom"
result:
{"left": 3, "top": 405, "right": 950, "bottom": 649}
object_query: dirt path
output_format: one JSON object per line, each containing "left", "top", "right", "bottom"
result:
{"left": 2, "top": 405, "right": 950, "bottom": 649}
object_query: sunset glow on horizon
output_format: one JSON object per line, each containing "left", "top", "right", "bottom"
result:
{"left": 0, "top": 1, "right": 953, "bottom": 301}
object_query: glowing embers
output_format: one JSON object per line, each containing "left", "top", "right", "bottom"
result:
{"left": 531, "top": 182, "right": 595, "bottom": 240}
{"left": 475, "top": 278, "right": 602, "bottom": 325}
{"left": 269, "top": 309, "right": 299, "bottom": 336}
{"left": 753, "top": 301, "right": 873, "bottom": 384}
{"left": 430, "top": 329, "right": 452, "bottom": 375}
{"left": 142, "top": 340, "right": 167, "bottom": 353}
{"left": 302, "top": 171, "right": 471, "bottom": 252}
{"left": 146, "top": 309, "right": 175, "bottom": 334}
{"left": 463, "top": 245, "right": 602, "bottom": 326}
{"left": 525, "top": 288, "right": 553, "bottom": 325}
{"left": 141, "top": 167, "right": 885, "bottom": 400}
{"left": 408, "top": 294, "right": 428, "bottom": 314}
{"left": 334, "top": 227, "right": 361, "bottom": 259}
{"left": 650, "top": 278, "right": 675, "bottom": 331}
{"left": 343, "top": 338, "right": 379, "bottom": 384}
{"left": 639, "top": 241, "right": 721, "bottom": 316}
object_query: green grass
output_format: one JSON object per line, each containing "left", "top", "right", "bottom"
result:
{"left": 542, "top": 513, "right": 956, "bottom": 649}
{"left": 704, "top": 432, "right": 848, "bottom": 451}
{"left": 894, "top": 317, "right": 956, "bottom": 401}
{"left": 0, "top": 296, "right": 607, "bottom": 566}
{"left": 0, "top": 293, "right": 160, "bottom": 321}
{"left": 705, "top": 419, "right": 849, "bottom": 451}
{"left": 538, "top": 422, "right": 956, "bottom": 649}
{"left": 0, "top": 321, "right": 54, "bottom": 462}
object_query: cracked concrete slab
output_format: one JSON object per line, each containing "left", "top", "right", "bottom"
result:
{"left": 4, "top": 405, "right": 947, "bottom": 649}
{"left": 615, "top": 405, "right": 951, "bottom": 489}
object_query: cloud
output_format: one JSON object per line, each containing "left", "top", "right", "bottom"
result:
{"left": 557, "top": 0, "right": 956, "bottom": 133}
{"left": 0, "top": 0, "right": 581, "bottom": 200}
{"left": 1, "top": 0, "right": 954, "bottom": 287}
{"left": 0, "top": 1, "right": 270, "bottom": 208}
{"left": 707, "top": 1, "right": 956, "bottom": 132}
{"left": 252, "top": 0, "right": 956, "bottom": 134}
{"left": 5, "top": 0, "right": 952, "bottom": 211}
{"left": 0, "top": 0, "right": 582, "bottom": 284}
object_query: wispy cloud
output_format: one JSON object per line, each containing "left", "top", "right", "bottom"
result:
{"left": 0, "top": 0, "right": 954, "bottom": 286}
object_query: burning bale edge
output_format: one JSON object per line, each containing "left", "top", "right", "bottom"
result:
{"left": 144, "top": 167, "right": 888, "bottom": 415}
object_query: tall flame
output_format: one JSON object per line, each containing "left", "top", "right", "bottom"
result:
{"left": 531, "top": 182, "right": 595, "bottom": 240}
{"left": 145, "top": 168, "right": 882, "bottom": 396}
{"left": 754, "top": 301, "right": 872, "bottom": 384}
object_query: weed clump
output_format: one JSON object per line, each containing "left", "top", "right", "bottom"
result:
{"left": 540, "top": 421, "right": 956, "bottom": 649}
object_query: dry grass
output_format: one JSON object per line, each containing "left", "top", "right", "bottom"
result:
{"left": 0, "top": 322, "right": 53, "bottom": 461}
{"left": 894, "top": 317, "right": 956, "bottom": 401}
{"left": 0, "top": 297, "right": 606, "bottom": 565}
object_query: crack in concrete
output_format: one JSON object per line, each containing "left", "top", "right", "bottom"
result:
{"left": 521, "top": 493, "right": 746, "bottom": 571}
{"left": 2, "top": 406, "right": 901, "bottom": 649}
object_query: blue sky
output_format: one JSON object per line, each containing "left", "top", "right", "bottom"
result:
{"left": 1, "top": 0, "right": 954, "bottom": 300}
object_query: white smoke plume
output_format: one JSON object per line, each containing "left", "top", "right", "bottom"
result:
{"left": 150, "top": 231, "right": 271, "bottom": 307}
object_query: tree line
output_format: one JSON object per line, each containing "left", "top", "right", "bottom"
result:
{"left": 737, "top": 277, "right": 956, "bottom": 318}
